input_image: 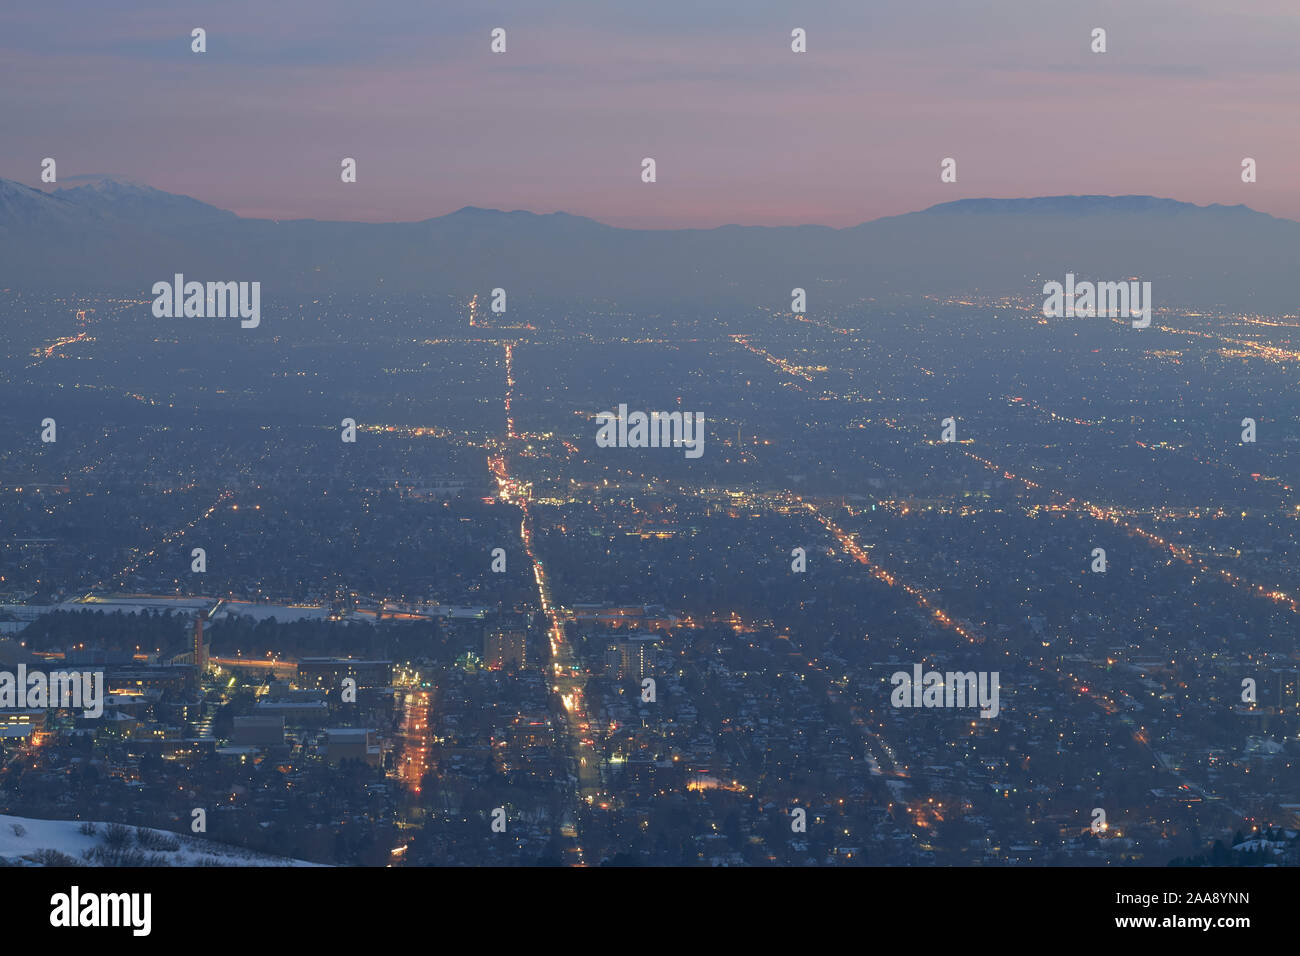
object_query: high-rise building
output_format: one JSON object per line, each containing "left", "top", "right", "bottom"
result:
{"left": 1275, "top": 667, "right": 1300, "bottom": 715}
{"left": 605, "top": 635, "right": 660, "bottom": 680}
{"left": 192, "top": 613, "right": 208, "bottom": 675}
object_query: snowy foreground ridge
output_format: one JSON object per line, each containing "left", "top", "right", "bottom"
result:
{"left": 0, "top": 814, "right": 324, "bottom": 867}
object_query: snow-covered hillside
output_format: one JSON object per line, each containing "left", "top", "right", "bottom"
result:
{"left": 0, "top": 814, "right": 325, "bottom": 867}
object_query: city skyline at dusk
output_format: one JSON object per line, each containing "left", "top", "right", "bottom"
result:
{"left": 1, "top": 2, "right": 1293, "bottom": 936}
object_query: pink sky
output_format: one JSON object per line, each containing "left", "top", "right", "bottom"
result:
{"left": 3, "top": 0, "right": 1299, "bottom": 228}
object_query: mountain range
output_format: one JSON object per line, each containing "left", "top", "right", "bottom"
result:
{"left": 1, "top": 177, "right": 1295, "bottom": 311}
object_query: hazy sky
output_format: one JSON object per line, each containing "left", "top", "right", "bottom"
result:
{"left": 3, "top": 0, "right": 1299, "bottom": 227}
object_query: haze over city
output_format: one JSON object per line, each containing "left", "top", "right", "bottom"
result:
{"left": 0, "top": 6, "right": 1296, "bottom": 928}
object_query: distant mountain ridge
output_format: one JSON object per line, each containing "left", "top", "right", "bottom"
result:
{"left": 1, "top": 177, "right": 1295, "bottom": 311}
{"left": 52, "top": 177, "right": 237, "bottom": 224}
{"left": 913, "top": 194, "right": 1277, "bottom": 218}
